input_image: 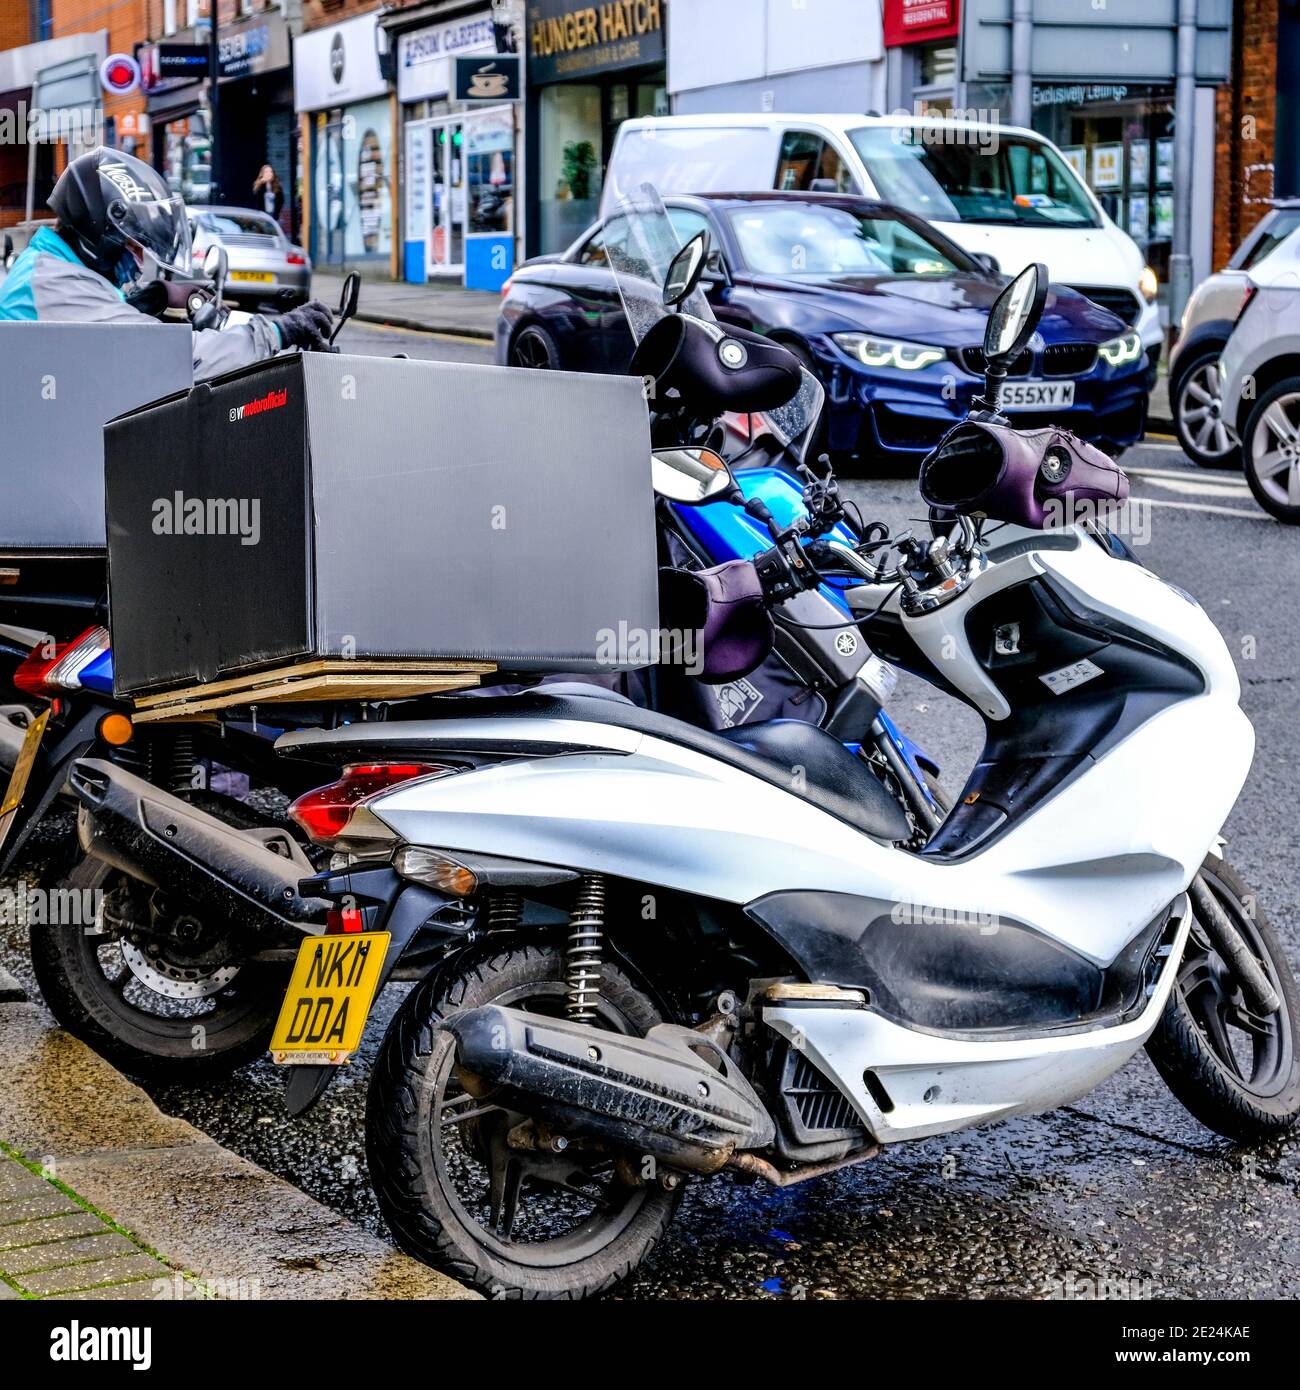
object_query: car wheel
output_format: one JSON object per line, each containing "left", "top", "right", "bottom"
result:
{"left": 1242, "top": 378, "right": 1300, "bottom": 523}
{"left": 1174, "top": 348, "right": 1240, "bottom": 469}
{"left": 510, "top": 324, "right": 560, "bottom": 370}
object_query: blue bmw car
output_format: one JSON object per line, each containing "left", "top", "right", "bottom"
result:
{"left": 497, "top": 192, "right": 1148, "bottom": 466}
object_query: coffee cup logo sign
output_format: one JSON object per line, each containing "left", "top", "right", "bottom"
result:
{"left": 330, "top": 32, "right": 345, "bottom": 85}
{"left": 467, "top": 62, "right": 508, "bottom": 98}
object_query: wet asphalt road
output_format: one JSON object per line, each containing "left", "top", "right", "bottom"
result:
{"left": 3, "top": 321, "right": 1299, "bottom": 1299}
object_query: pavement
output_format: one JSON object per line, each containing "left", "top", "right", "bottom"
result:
{"left": 0, "top": 983, "right": 478, "bottom": 1301}
{"left": 314, "top": 269, "right": 499, "bottom": 341}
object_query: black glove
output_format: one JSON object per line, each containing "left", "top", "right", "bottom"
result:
{"left": 276, "top": 299, "right": 334, "bottom": 351}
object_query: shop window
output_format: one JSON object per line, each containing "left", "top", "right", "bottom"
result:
{"left": 539, "top": 84, "right": 602, "bottom": 254}
{"left": 776, "top": 131, "right": 857, "bottom": 193}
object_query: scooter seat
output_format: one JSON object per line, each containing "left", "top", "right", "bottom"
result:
{"left": 716, "top": 719, "right": 910, "bottom": 843}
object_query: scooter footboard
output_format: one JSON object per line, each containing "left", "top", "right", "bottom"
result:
{"left": 763, "top": 896, "right": 1191, "bottom": 1144}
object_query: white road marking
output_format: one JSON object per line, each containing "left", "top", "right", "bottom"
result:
{"left": 1138, "top": 475, "right": 1253, "bottom": 498}
{"left": 1125, "top": 464, "right": 1248, "bottom": 488}
{"left": 1140, "top": 497, "right": 1269, "bottom": 520}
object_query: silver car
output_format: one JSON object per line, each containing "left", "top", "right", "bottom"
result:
{"left": 187, "top": 206, "right": 312, "bottom": 309}
{"left": 1218, "top": 223, "right": 1300, "bottom": 522}
{"left": 1170, "top": 200, "right": 1300, "bottom": 468}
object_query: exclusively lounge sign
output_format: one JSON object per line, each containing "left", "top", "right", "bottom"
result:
{"left": 527, "top": 0, "right": 664, "bottom": 83}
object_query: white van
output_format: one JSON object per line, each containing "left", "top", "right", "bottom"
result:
{"left": 604, "top": 112, "right": 1162, "bottom": 372}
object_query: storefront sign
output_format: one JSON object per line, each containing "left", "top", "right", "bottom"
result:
{"left": 294, "top": 13, "right": 388, "bottom": 112}
{"left": 153, "top": 43, "right": 208, "bottom": 82}
{"left": 528, "top": 0, "right": 664, "bottom": 84}
{"left": 398, "top": 13, "right": 498, "bottom": 103}
{"left": 218, "top": 13, "right": 290, "bottom": 82}
{"left": 455, "top": 54, "right": 521, "bottom": 101}
{"left": 883, "top": 0, "right": 958, "bottom": 48}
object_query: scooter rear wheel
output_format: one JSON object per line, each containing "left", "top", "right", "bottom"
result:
{"left": 29, "top": 856, "right": 285, "bottom": 1082}
{"left": 1146, "top": 854, "right": 1300, "bottom": 1142}
{"left": 367, "top": 941, "right": 682, "bottom": 1300}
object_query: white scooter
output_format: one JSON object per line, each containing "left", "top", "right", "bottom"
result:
{"left": 247, "top": 211, "right": 1296, "bottom": 1299}
{"left": 67, "top": 192, "right": 1300, "bottom": 1300}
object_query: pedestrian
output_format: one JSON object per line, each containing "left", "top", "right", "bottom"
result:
{"left": 253, "top": 164, "right": 284, "bottom": 222}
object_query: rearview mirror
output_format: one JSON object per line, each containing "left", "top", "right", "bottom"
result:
{"left": 329, "top": 272, "right": 360, "bottom": 344}
{"left": 662, "top": 231, "right": 709, "bottom": 308}
{"left": 983, "top": 262, "right": 1047, "bottom": 365}
{"left": 202, "top": 244, "right": 228, "bottom": 299}
{"left": 651, "top": 447, "right": 732, "bottom": 504}
{"left": 979, "top": 262, "right": 1047, "bottom": 411}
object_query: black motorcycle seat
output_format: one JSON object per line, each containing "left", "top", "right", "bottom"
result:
{"left": 715, "top": 718, "right": 911, "bottom": 842}
{"left": 278, "top": 690, "right": 911, "bottom": 844}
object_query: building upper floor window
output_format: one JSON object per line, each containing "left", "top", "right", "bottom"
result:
{"left": 164, "top": 0, "right": 177, "bottom": 36}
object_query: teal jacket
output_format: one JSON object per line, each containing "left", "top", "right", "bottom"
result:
{"left": 0, "top": 227, "right": 281, "bottom": 378}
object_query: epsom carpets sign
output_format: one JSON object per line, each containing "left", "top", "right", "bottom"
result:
{"left": 528, "top": 0, "right": 664, "bottom": 82}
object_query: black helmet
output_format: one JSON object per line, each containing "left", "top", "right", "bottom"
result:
{"left": 50, "top": 147, "right": 191, "bottom": 287}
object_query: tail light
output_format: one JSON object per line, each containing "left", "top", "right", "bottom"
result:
{"left": 288, "top": 763, "right": 451, "bottom": 846}
{"left": 1237, "top": 285, "right": 1257, "bottom": 322}
{"left": 13, "top": 625, "right": 111, "bottom": 698}
{"left": 500, "top": 277, "right": 513, "bottom": 298}
{"left": 286, "top": 252, "right": 307, "bottom": 266}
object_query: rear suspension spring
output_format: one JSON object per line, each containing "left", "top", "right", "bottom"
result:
{"left": 566, "top": 875, "right": 606, "bottom": 1022}
{"left": 486, "top": 891, "right": 523, "bottom": 931}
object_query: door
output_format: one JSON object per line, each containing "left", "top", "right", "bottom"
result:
{"left": 429, "top": 120, "right": 466, "bottom": 276}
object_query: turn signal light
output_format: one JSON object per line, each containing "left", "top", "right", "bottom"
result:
{"left": 393, "top": 846, "right": 478, "bottom": 897}
{"left": 288, "top": 763, "right": 451, "bottom": 845}
{"left": 98, "top": 712, "right": 134, "bottom": 747}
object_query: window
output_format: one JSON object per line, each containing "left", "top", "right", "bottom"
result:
{"left": 1236, "top": 210, "right": 1300, "bottom": 270}
{"left": 163, "top": 0, "right": 177, "bottom": 36}
{"left": 577, "top": 229, "right": 607, "bottom": 266}
{"left": 198, "top": 211, "right": 282, "bottom": 238}
{"left": 849, "top": 128, "right": 1098, "bottom": 228}
{"left": 666, "top": 206, "right": 710, "bottom": 247}
{"left": 725, "top": 203, "right": 973, "bottom": 278}
{"left": 776, "top": 131, "right": 857, "bottom": 193}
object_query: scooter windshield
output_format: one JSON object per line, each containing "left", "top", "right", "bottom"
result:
{"left": 603, "top": 181, "right": 823, "bottom": 464}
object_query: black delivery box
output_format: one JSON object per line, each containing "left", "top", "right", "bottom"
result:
{"left": 104, "top": 352, "right": 659, "bottom": 697}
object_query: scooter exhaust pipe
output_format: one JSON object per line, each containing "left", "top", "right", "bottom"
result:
{"left": 69, "top": 758, "right": 328, "bottom": 936}
{"left": 447, "top": 1004, "right": 775, "bottom": 1175}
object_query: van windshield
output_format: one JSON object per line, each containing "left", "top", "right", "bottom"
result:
{"left": 848, "top": 127, "right": 1099, "bottom": 229}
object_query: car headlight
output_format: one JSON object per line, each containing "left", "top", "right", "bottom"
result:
{"left": 1139, "top": 265, "right": 1159, "bottom": 302}
{"left": 1098, "top": 329, "right": 1143, "bottom": 366}
{"left": 831, "top": 333, "right": 945, "bottom": 370}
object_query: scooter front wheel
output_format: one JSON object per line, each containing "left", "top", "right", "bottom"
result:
{"left": 1146, "top": 854, "right": 1300, "bottom": 1142}
{"left": 367, "top": 941, "right": 682, "bottom": 1300}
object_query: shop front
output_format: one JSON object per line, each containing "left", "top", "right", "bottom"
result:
{"left": 883, "top": 0, "right": 959, "bottom": 115}
{"left": 142, "top": 50, "right": 211, "bottom": 205}
{"left": 214, "top": 10, "right": 297, "bottom": 234}
{"left": 294, "top": 12, "right": 397, "bottom": 273}
{"left": 1030, "top": 83, "right": 1176, "bottom": 289}
{"left": 526, "top": 0, "right": 667, "bottom": 255}
{"left": 391, "top": 5, "right": 521, "bottom": 289}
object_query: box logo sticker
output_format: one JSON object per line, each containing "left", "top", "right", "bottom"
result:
{"left": 230, "top": 387, "right": 288, "bottom": 423}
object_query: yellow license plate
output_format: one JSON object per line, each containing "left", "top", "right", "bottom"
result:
{"left": 270, "top": 930, "right": 390, "bottom": 1065}
{"left": 0, "top": 707, "right": 50, "bottom": 819}
{"left": 230, "top": 270, "right": 274, "bottom": 282}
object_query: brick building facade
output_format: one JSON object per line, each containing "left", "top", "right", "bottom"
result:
{"left": 1214, "top": 0, "right": 1278, "bottom": 269}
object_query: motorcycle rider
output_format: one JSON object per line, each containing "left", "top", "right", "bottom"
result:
{"left": 0, "top": 147, "right": 334, "bottom": 377}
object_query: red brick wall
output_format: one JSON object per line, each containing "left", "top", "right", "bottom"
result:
{"left": 51, "top": 0, "right": 150, "bottom": 131}
{"left": 0, "top": 0, "right": 34, "bottom": 51}
{"left": 1214, "top": 0, "right": 1278, "bottom": 269}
